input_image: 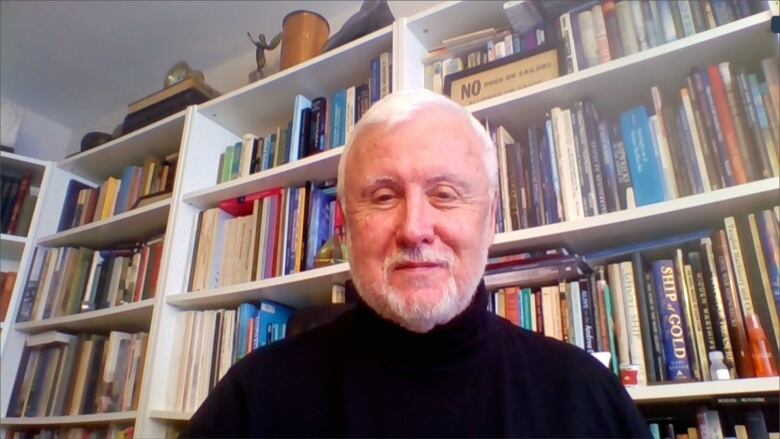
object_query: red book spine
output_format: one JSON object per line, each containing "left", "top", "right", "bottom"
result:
{"left": 133, "top": 246, "right": 151, "bottom": 302}
{"left": 708, "top": 65, "right": 748, "bottom": 184}
{"left": 6, "top": 173, "right": 31, "bottom": 234}
{"left": 505, "top": 287, "right": 520, "bottom": 326}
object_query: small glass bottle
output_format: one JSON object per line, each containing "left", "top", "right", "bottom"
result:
{"left": 709, "top": 351, "right": 731, "bottom": 380}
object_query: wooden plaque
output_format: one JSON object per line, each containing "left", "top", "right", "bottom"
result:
{"left": 444, "top": 45, "right": 560, "bottom": 106}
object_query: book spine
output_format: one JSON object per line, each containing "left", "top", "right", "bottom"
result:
{"left": 620, "top": 261, "right": 647, "bottom": 385}
{"left": 643, "top": 261, "right": 667, "bottom": 381}
{"left": 700, "top": 237, "right": 737, "bottom": 378}
{"left": 579, "top": 279, "right": 596, "bottom": 352}
{"left": 527, "top": 129, "right": 545, "bottom": 227}
{"left": 602, "top": 0, "right": 624, "bottom": 59}
{"left": 577, "top": 10, "right": 600, "bottom": 68}
{"left": 747, "top": 213, "right": 780, "bottom": 355}
{"left": 559, "top": 12, "right": 579, "bottom": 73}
{"left": 756, "top": 211, "right": 780, "bottom": 317}
{"left": 615, "top": 0, "right": 639, "bottom": 56}
{"left": 683, "top": 260, "right": 710, "bottom": 380}
{"left": 708, "top": 65, "right": 749, "bottom": 184}
{"left": 677, "top": 0, "right": 697, "bottom": 36}
{"left": 620, "top": 106, "right": 667, "bottom": 206}
{"left": 591, "top": 5, "right": 611, "bottom": 64}
{"left": 628, "top": 0, "right": 649, "bottom": 51}
{"left": 652, "top": 259, "right": 693, "bottom": 380}
{"left": 584, "top": 101, "right": 608, "bottom": 214}
{"left": 572, "top": 102, "right": 597, "bottom": 216}
{"left": 649, "top": 115, "right": 679, "bottom": 199}
{"left": 669, "top": 0, "right": 685, "bottom": 40}
{"left": 720, "top": 63, "right": 758, "bottom": 181}
{"left": 674, "top": 102, "right": 705, "bottom": 194}
{"left": 544, "top": 119, "right": 564, "bottom": 223}
{"left": 610, "top": 123, "right": 634, "bottom": 209}
{"left": 658, "top": 0, "right": 678, "bottom": 43}
{"left": 631, "top": 253, "right": 658, "bottom": 383}
{"left": 737, "top": 69, "right": 776, "bottom": 178}
{"left": 713, "top": 229, "right": 755, "bottom": 377}
{"left": 693, "top": 69, "right": 732, "bottom": 188}
{"left": 597, "top": 120, "right": 620, "bottom": 212}
{"left": 688, "top": 251, "right": 719, "bottom": 364}
{"left": 680, "top": 89, "right": 713, "bottom": 191}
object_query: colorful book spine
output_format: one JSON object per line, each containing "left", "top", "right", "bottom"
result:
{"left": 652, "top": 259, "right": 693, "bottom": 380}
{"left": 620, "top": 106, "right": 667, "bottom": 206}
{"left": 329, "top": 89, "right": 347, "bottom": 149}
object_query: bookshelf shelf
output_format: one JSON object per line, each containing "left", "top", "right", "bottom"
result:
{"left": 0, "top": 152, "right": 48, "bottom": 187}
{"left": 183, "top": 147, "right": 343, "bottom": 210}
{"left": 148, "top": 410, "right": 191, "bottom": 422}
{"left": 0, "top": 234, "right": 28, "bottom": 261}
{"left": 13, "top": 299, "right": 155, "bottom": 335}
{"left": 198, "top": 26, "right": 393, "bottom": 136}
{"left": 167, "top": 262, "right": 350, "bottom": 310}
{"left": 0, "top": 411, "right": 138, "bottom": 427}
{"left": 628, "top": 377, "right": 780, "bottom": 403}
{"left": 37, "top": 197, "right": 171, "bottom": 248}
{"left": 58, "top": 111, "right": 186, "bottom": 182}
{"left": 468, "top": 11, "right": 775, "bottom": 128}
{"left": 491, "top": 177, "right": 780, "bottom": 256}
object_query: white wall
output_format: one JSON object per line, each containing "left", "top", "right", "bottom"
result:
{"left": 74, "top": 1, "right": 443, "bottom": 152}
{"left": 3, "top": 98, "right": 72, "bottom": 161}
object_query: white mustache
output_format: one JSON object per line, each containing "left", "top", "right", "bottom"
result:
{"left": 384, "top": 247, "right": 455, "bottom": 271}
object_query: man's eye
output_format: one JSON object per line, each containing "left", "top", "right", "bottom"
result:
{"left": 431, "top": 187, "right": 458, "bottom": 201}
{"left": 372, "top": 190, "right": 396, "bottom": 203}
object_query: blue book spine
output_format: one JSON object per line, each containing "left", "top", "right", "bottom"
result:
{"left": 115, "top": 166, "right": 136, "bottom": 215}
{"left": 756, "top": 211, "right": 780, "bottom": 311}
{"left": 370, "top": 57, "right": 381, "bottom": 104}
{"left": 231, "top": 141, "right": 242, "bottom": 179}
{"left": 652, "top": 259, "right": 693, "bottom": 380}
{"left": 749, "top": 75, "right": 773, "bottom": 155}
{"left": 330, "top": 89, "right": 347, "bottom": 148}
{"left": 305, "top": 189, "right": 322, "bottom": 270}
{"left": 258, "top": 300, "right": 294, "bottom": 346}
{"left": 597, "top": 120, "right": 620, "bottom": 213}
{"left": 620, "top": 106, "right": 667, "bottom": 206}
{"left": 674, "top": 103, "right": 704, "bottom": 194}
{"left": 571, "top": 103, "right": 595, "bottom": 216}
{"left": 290, "top": 95, "right": 312, "bottom": 162}
{"left": 584, "top": 100, "right": 608, "bottom": 214}
{"left": 284, "top": 189, "right": 299, "bottom": 275}
{"left": 544, "top": 119, "right": 562, "bottom": 224}
{"left": 265, "top": 134, "right": 276, "bottom": 170}
{"left": 536, "top": 125, "right": 555, "bottom": 225}
{"left": 710, "top": 0, "right": 736, "bottom": 25}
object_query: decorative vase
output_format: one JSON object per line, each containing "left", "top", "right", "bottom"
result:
{"left": 280, "top": 10, "right": 330, "bottom": 70}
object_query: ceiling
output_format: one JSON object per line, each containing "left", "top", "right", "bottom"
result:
{"left": 0, "top": 1, "right": 442, "bottom": 134}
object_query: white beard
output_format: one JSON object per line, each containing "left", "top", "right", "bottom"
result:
{"left": 349, "top": 244, "right": 488, "bottom": 333}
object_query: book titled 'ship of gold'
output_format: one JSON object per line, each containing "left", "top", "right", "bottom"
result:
{"left": 445, "top": 48, "right": 559, "bottom": 106}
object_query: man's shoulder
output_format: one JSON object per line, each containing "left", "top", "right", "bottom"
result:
{"left": 230, "top": 308, "right": 354, "bottom": 377}
{"left": 488, "top": 313, "right": 611, "bottom": 377}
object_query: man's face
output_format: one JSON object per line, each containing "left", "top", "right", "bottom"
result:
{"left": 343, "top": 109, "right": 496, "bottom": 332}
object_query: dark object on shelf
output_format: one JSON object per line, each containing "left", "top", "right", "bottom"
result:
{"left": 122, "top": 79, "right": 219, "bottom": 135}
{"left": 132, "top": 190, "right": 171, "bottom": 210}
{"left": 247, "top": 31, "right": 282, "bottom": 81}
{"left": 322, "top": 0, "right": 394, "bottom": 53}
{"left": 0, "top": 145, "right": 14, "bottom": 153}
{"left": 80, "top": 132, "right": 114, "bottom": 152}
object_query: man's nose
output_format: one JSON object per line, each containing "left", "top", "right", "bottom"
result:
{"left": 397, "top": 191, "right": 435, "bottom": 248}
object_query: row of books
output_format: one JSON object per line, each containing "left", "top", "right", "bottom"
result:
{"left": 57, "top": 153, "right": 177, "bottom": 232}
{"left": 16, "top": 235, "right": 165, "bottom": 322}
{"left": 168, "top": 300, "right": 293, "bottom": 413}
{"left": 6, "top": 330, "right": 149, "bottom": 417}
{"left": 646, "top": 402, "right": 775, "bottom": 439}
{"left": 1, "top": 271, "right": 18, "bottom": 321}
{"left": 188, "top": 181, "right": 342, "bottom": 292}
{"left": 216, "top": 50, "right": 391, "bottom": 184}
{"left": 487, "top": 207, "right": 779, "bottom": 385}
{"left": 1, "top": 171, "right": 36, "bottom": 236}
{"left": 423, "top": 24, "right": 552, "bottom": 95}
{"left": 488, "top": 57, "right": 779, "bottom": 232}
{"left": 559, "top": 0, "right": 771, "bottom": 74}
{"left": 6, "top": 425, "right": 135, "bottom": 439}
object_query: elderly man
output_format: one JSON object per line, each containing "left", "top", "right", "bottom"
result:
{"left": 183, "top": 90, "right": 650, "bottom": 437}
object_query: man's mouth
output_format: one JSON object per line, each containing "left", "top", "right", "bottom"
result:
{"left": 394, "top": 261, "right": 447, "bottom": 270}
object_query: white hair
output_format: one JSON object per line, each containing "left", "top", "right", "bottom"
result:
{"left": 336, "top": 89, "right": 498, "bottom": 211}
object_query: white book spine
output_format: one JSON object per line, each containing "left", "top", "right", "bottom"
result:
{"left": 628, "top": 0, "right": 649, "bottom": 51}
{"left": 504, "top": 34, "right": 514, "bottom": 56}
{"left": 561, "top": 109, "right": 585, "bottom": 220}
{"left": 658, "top": 0, "right": 678, "bottom": 43}
{"left": 677, "top": 0, "right": 697, "bottom": 37}
{"left": 615, "top": 1, "right": 639, "bottom": 55}
{"left": 591, "top": 5, "right": 612, "bottom": 64}
{"left": 570, "top": 281, "right": 585, "bottom": 349}
{"left": 379, "top": 51, "right": 390, "bottom": 98}
{"left": 345, "top": 86, "right": 356, "bottom": 139}
{"left": 559, "top": 12, "right": 580, "bottom": 72}
{"left": 494, "top": 40, "right": 506, "bottom": 59}
{"left": 607, "top": 263, "right": 630, "bottom": 368}
{"left": 577, "top": 10, "right": 600, "bottom": 68}
{"left": 619, "top": 261, "right": 647, "bottom": 386}
{"left": 680, "top": 89, "right": 712, "bottom": 191}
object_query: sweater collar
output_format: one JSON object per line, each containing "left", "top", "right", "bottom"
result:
{"left": 347, "top": 280, "right": 490, "bottom": 365}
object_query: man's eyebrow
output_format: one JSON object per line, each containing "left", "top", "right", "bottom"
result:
{"left": 360, "top": 177, "right": 397, "bottom": 196}
{"left": 427, "top": 173, "right": 470, "bottom": 189}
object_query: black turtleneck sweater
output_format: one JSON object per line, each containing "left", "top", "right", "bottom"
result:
{"left": 183, "top": 284, "right": 650, "bottom": 438}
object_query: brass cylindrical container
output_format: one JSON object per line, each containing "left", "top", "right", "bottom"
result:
{"left": 280, "top": 10, "right": 330, "bottom": 70}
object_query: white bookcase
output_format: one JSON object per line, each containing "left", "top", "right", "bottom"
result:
{"left": 1, "top": 1, "right": 779, "bottom": 437}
